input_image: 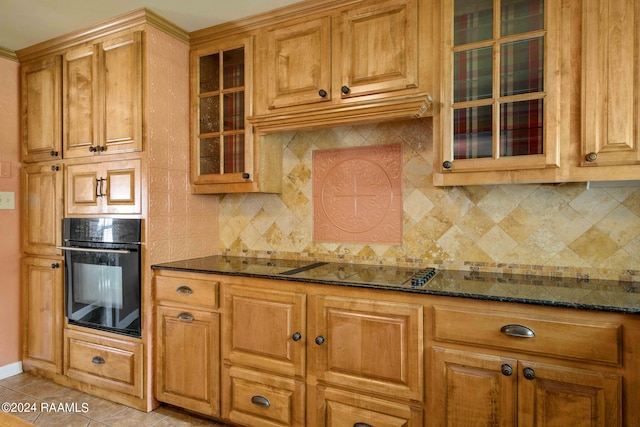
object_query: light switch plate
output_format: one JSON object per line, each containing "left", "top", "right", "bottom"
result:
{"left": 0, "top": 192, "right": 15, "bottom": 209}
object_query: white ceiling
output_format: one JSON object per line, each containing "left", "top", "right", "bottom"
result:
{"left": 0, "top": 0, "right": 303, "bottom": 51}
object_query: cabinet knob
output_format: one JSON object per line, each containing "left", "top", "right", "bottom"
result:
{"left": 292, "top": 332, "right": 302, "bottom": 342}
{"left": 341, "top": 86, "right": 350, "bottom": 95}
{"left": 500, "top": 324, "right": 535, "bottom": 338}
{"left": 251, "top": 395, "right": 271, "bottom": 407}
{"left": 242, "top": 172, "right": 250, "bottom": 180}
{"left": 585, "top": 152, "right": 598, "bottom": 162}
{"left": 318, "top": 89, "right": 328, "bottom": 98}
{"left": 523, "top": 367, "right": 536, "bottom": 380}
{"left": 91, "top": 356, "right": 105, "bottom": 365}
{"left": 176, "top": 286, "right": 193, "bottom": 295}
{"left": 51, "top": 165, "right": 60, "bottom": 172}
{"left": 177, "top": 312, "right": 194, "bottom": 322}
{"left": 315, "top": 335, "right": 325, "bottom": 345}
{"left": 89, "top": 146, "right": 97, "bottom": 153}
{"left": 442, "top": 160, "right": 453, "bottom": 170}
{"left": 501, "top": 364, "right": 513, "bottom": 376}
{"left": 50, "top": 263, "right": 59, "bottom": 269}
{"left": 50, "top": 150, "right": 58, "bottom": 157}
{"left": 98, "top": 146, "right": 106, "bottom": 152}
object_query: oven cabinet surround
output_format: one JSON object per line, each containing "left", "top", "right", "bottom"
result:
{"left": 17, "top": 8, "right": 195, "bottom": 412}
{"left": 65, "top": 158, "right": 141, "bottom": 215}
{"left": 154, "top": 271, "right": 221, "bottom": 417}
{"left": 432, "top": 0, "right": 640, "bottom": 186}
{"left": 152, "top": 269, "right": 640, "bottom": 426}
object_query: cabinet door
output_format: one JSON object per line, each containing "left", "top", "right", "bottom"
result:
{"left": 63, "top": 43, "right": 98, "bottom": 158}
{"left": 437, "top": 0, "right": 561, "bottom": 175}
{"left": 338, "top": 0, "right": 418, "bottom": 98}
{"left": 22, "top": 257, "right": 63, "bottom": 374}
{"left": 22, "top": 163, "right": 63, "bottom": 256}
{"left": 223, "top": 284, "right": 306, "bottom": 378}
{"left": 191, "top": 36, "right": 255, "bottom": 187}
{"left": 314, "top": 386, "right": 422, "bottom": 427}
{"left": 311, "top": 295, "right": 423, "bottom": 401}
{"left": 156, "top": 306, "right": 220, "bottom": 416}
{"left": 66, "top": 159, "right": 141, "bottom": 215}
{"left": 21, "top": 55, "right": 62, "bottom": 163}
{"left": 429, "top": 347, "right": 517, "bottom": 427}
{"left": 267, "top": 17, "right": 332, "bottom": 109}
{"left": 63, "top": 31, "right": 142, "bottom": 159}
{"left": 518, "top": 360, "right": 621, "bottom": 427}
{"left": 581, "top": 0, "right": 640, "bottom": 166}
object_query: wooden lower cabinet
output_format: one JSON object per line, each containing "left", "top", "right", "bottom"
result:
{"left": 64, "top": 328, "right": 143, "bottom": 398}
{"left": 222, "top": 365, "right": 305, "bottom": 427}
{"left": 22, "top": 256, "right": 64, "bottom": 374}
{"left": 156, "top": 306, "right": 220, "bottom": 416}
{"left": 430, "top": 347, "right": 621, "bottom": 426}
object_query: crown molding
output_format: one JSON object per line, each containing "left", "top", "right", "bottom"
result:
{"left": 0, "top": 47, "right": 18, "bottom": 62}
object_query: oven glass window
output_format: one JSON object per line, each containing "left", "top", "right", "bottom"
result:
{"left": 73, "top": 263, "right": 123, "bottom": 308}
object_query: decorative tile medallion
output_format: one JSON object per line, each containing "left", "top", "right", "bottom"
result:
{"left": 313, "top": 144, "right": 403, "bottom": 244}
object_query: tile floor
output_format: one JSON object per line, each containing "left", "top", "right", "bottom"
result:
{"left": 0, "top": 373, "right": 233, "bottom": 426}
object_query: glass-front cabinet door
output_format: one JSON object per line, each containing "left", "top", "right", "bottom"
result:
{"left": 439, "top": 0, "right": 560, "bottom": 173}
{"left": 191, "top": 37, "right": 254, "bottom": 188}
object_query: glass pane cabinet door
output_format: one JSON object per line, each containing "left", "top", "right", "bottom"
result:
{"left": 193, "top": 39, "right": 253, "bottom": 185}
{"left": 441, "top": 0, "right": 560, "bottom": 172}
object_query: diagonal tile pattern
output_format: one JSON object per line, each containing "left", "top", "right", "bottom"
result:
{"left": 218, "top": 118, "right": 640, "bottom": 281}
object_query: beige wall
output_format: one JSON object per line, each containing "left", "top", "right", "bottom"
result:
{"left": 0, "top": 57, "right": 21, "bottom": 367}
{"left": 219, "top": 119, "right": 640, "bottom": 281}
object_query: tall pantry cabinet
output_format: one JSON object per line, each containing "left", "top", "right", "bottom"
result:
{"left": 18, "top": 9, "right": 218, "bottom": 411}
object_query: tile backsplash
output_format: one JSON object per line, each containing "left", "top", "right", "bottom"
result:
{"left": 218, "top": 118, "right": 640, "bottom": 281}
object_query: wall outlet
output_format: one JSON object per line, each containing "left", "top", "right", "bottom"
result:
{"left": 0, "top": 192, "right": 15, "bottom": 210}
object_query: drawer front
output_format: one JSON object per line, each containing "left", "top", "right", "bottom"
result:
{"left": 315, "top": 387, "right": 423, "bottom": 427}
{"left": 223, "top": 366, "right": 305, "bottom": 427}
{"left": 64, "top": 329, "right": 143, "bottom": 397}
{"left": 155, "top": 275, "right": 219, "bottom": 309}
{"left": 433, "top": 306, "right": 622, "bottom": 365}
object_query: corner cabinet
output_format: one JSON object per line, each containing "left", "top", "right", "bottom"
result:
{"left": 433, "top": 0, "right": 563, "bottom": 185}
{"left": 190, "top": 36, "right": 282, "bottom": 194}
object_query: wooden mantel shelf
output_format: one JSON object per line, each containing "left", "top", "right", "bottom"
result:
{"left": 248, "top": 93, "right": 433, "bottom": 134}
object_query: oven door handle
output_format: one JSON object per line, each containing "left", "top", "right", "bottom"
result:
{"left": 56, "top": 246, "right": 132, "bottom": 254}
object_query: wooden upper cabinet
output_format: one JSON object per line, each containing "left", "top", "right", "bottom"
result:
{"left": 63, "top": 30, "right": 143, "bottom": 159}
{"left": 267, "top": 17, "right": 332, "bottom": 109}
{"left": 66, "top": 159, "right": 141, "bottom": 215}
{"left": 21, "top": 55, "right": 63, "bottom": 163}
{"left": 581, "top": 0, "right": 640, "bottom": 167}
{"left": 338, "top": 0, "right": 419, "bottom": 98}
{"left": 434, "top": 0, "right": 562, "bottom": 181}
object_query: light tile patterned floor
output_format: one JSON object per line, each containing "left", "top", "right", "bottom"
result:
{"left": 0, "top": 373, "right": 233, "bottom": 426}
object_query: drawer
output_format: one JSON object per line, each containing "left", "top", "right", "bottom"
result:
{"left": 433, "top": 305, "right": 622, "bottom": 365}
{"left": 64, "top": 329, "right": 143, "bottom": 397}
{"left": 223, "top": 366, "right": 305, "bottom": 427}
{"left": 315, "top": 387, "right": 423, "bottom": 427}
{"left": 155, "top": 275, "right": 219, "bottom": 309}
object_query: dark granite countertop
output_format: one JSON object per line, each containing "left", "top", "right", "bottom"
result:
{"left": 151, "top": 256, "right": 640, "bottom": 314}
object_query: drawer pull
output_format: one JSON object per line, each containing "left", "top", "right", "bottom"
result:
{"left": 315, "top": 335, "right": 325, "bottom": 345}
{"left": 500, "top": 324, "right": 535, "bottom": 338}
{"left": 354, "top": 424, "right": 373, "bottom": 427}
{"left": 292, "top": 332, "right": 302, "bottom": 342}
{"left": 92, "top": 356, "right": 105, "bottom": 365}
{"left": 251, "top": 395, "right": 271, "bottom": 407}
{"left": 176, "top": 286, "right": 193, "bottom": 295}
{"left": 177, "top": 312, "right": 194, "bottom": 322}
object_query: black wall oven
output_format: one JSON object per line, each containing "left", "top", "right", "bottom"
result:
{"left": 59, "top": 218, "right": 142, "bottom": 337}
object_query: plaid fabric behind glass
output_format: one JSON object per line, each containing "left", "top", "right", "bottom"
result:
{"left": 500, "top": 99, "right": 543, "bottom": 156}
{"left": 454, "top": 105, "right": 493, "bottom": 159}
{"left": 224, "top": 134, "right": 245, "bottom": 173}
{"left": 454, "top": 47, "right": 493, "bottom": 102}
{"left": 501, "top": 0, "right": 544, "bottom": 36}
{"left": 501, "top": 38, "right": 543, "bottom": 96}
